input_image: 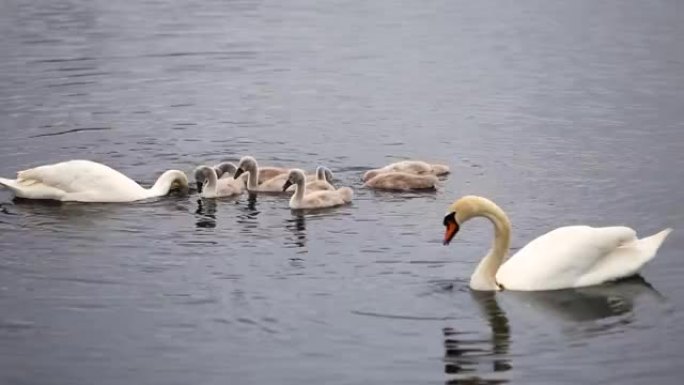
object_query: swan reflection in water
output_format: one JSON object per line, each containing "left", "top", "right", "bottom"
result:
{"left": 284, "top": 214, "right": 307, "bottom": 249}
{"left": 195, "top": 192, "right": 259, "bottom": 229}
{"left": 444, "top": 291, "right": 511, "bottom": 385}
{"left": 195, "top": 198, "right": 217, "bottom": 228}
{"left": 443, "top": 276, "right": 661, "bottom": 384}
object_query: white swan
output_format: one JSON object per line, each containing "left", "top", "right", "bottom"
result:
{"left": 233, "top": 156, "right": 292, "bottom": 193}
{"left": 442, "top": 195, "right": 672, "bottom": 291}
{"left": 364, "top": 172, "right": 438, "bottom": 191}
{"left": 362, "top": 160, "right": 450, "bottom": 182}
{"left": 0, "top": 160, "right": 188, "bottom": 202}
{"left": 194, "top": 163, "right": 245, "bottom": 198}
{"left": 282, "top": 169, "right": 353, "bottom": 209}
{"left": 286, "top": 166, "right": 335, "bottom": 192}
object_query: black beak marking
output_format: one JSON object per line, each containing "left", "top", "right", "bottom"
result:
{"left": 233, "top": 168, "right": 244, "bottom": 179}
{"left": 443, "top": 212, "right": 459, "bottom": 246}
{"left": 196, "top": 181, "right": 203, "bottom": 193}
{"left": 282, "top": 180, "right": 293, "bottom": 192}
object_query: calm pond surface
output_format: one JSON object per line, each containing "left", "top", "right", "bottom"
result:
{"left": 1, "top": 0, "right": 683, "bottom": 384}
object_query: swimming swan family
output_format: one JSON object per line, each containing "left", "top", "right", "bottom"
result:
{"left": 442, "top": 195, "right": 672, "bottom": 291}
{"left": 0, "top": 158, "right": 673, "bottom": 292}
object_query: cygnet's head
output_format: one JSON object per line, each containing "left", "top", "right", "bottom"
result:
{"left": 282, "top": 169, "right": 306, "bottom": 191}
{"left": 193, "top": 165, "right": 215, "bottom": 193}
{"left": 214, "top": 162, "right": 237, "bottom": 178}
{"left": 316, "top": 166, "right": 334, "bottom": 182}
{"left": 234, "top": 156, "right": 257, "bottom": 179}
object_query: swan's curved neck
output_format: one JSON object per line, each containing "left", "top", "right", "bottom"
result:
{"left": 290, "top": 178, "right": 306, "bottom": 206}
{"left": 148, "top": 170, "right": 186, "bottom": 197}
{"left": 469, "top": 202, "right": 511, "bottom": 291}
{"left": 205, "top": 169, "right": 219, "bottom": 194}
{"left": 246, "top": 163, "right": 259, "bottom": 189}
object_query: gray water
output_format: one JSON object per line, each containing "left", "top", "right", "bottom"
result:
{"left": 1, "top": 0, "right": 683, "bottom": 384}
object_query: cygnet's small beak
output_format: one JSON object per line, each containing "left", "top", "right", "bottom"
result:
{"left": 443, "top": 212, "right": 459, "bottom": 246}
{"left": 282, "top": 180, "right": 293, "bottom": 192}
{"left": 196, "top": 181, "right": 203, "bottom": 193}
{"left": 233, "top": 168, "right": 245, "bottom": 179}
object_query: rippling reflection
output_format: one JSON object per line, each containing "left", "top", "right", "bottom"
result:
{"left": 195, "top": 198, "right": 217, "bottom": 229}
{"left": 504, "top": 276, "right": 662, "bottom": 335}
{"left": 444, "top": 277, "right": 661, "bottom": 384}
{"left": 284, "top": 214, "right": 307, "bottom": 249}
{"left": 443, "top": 292, "right": 511, "bottom": 385}
{"left": 236, "top": 193, "right": 260, "bottom": 233}
{"left": 246, "top": 192, "right": 258, "bottom": 211}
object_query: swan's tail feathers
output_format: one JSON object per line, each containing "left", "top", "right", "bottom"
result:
{"left": 0, "top": 177, "right": 19, "bottom": 190}
{"left": 16, "top": 168, "right": 37, "bottom": 181}
{"left": 638, "top": 228, "right": 673, "bottom": 258}
{"left": 0, "top": 177, "right": 31, "bottom": 194}
{"left": 337, "top": 187, "right": 353, "bottom": 203}
{"left": 431, "top": 164, "right": 450, "bottom": 175}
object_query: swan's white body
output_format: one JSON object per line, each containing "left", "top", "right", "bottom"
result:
{"left": 364, "top": 172, "right": 438, "bottom": 191}
{"left": 0, "top": 160, "right": 188, "bottom": 203}
{"left": 195, "top": 164, "right": 245, "bottom": 198}
{"left": 444, "top": 196, "right": 672, "bottom": 291}
{"left": 285, "top": 169, "right": 352, "bottom": 210}
{"left": 495, "top": 225, "right": 671, "bottom": 291}
{"left": 362, "top": 160, "right": 449, "bottom": 182}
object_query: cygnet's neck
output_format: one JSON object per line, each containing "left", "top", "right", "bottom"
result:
{"left": 246, "top": 162, "right": 259, "bottom": 190}
{"left": 204, "top": 169, "right": 219, "bottom": 195}
{"left": 290, "top": 177, "right": 306, "bottom": 206}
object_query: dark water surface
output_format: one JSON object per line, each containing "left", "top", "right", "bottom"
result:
{"left": 1, "top": 0, "right": 683, "bottom": 384}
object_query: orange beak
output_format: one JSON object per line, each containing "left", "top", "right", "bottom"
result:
{"left": 443, "top": 214, "right": 459, "bottom": 245}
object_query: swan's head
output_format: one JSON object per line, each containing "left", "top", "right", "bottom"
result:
{"left": 443, "top": 195, "right": 495, "bottom": 245}
{"left": 316, "top": 166, "right": 334, "bottom": 182}
{"left": 170, "top": 172, "right": 189, "bottom": 191}
{"left": 214, "top": 162, "right": 237, "bottom": 178}
{"left": 362, "top": 169, "right": 380, "bottom": 182}
{"left": 282, "top": 169, "right": 306, "bottom": 191}
{"left": 234, "top": 156, "right": 257, "bottom": 179}
{"left": 193, "top": 165, "right": 216, "bottom": 193}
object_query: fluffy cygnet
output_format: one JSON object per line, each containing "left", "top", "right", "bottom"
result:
{"left": 282, "top": 169, "right": 353, "bottom": 209}
{"left": 362, "top": 160, "right": 449, "bottom": 182}
{"left": 363, "top": 171, "right": 438, "bottom": 191}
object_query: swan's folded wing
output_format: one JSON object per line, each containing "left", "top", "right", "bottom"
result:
{"left": 497, "top": 226, "right": 637, "bottom": 291}
{"left": 216, "top": 178, "right": 244, "bottom": 196}
{"left": 17, "top": 160, "right": 141, "bottom": 194}
{"left": 301, "top": 190, "right": 347, "bottom": 208}
{"left": 260, "top": 173, "right": 289, "bottom": 189}
{"left": 575, "top": 228, "right": 672, "bottom": 287}
{"left": 17, "top": 163, "right": 83, "bottom": 192}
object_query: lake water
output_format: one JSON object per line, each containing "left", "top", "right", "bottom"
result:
{"left": 1, "top": 0, "right": 683, "bottom": 384}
